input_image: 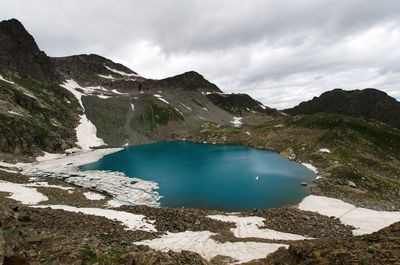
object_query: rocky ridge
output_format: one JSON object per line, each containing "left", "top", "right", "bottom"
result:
{"left": 285, "top": 88, "right": 400, "bottom": 129}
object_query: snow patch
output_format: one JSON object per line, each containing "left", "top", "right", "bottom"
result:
{"left": 174, "top": 107, "right": 183, "bottom": 116}
{"left": 180, "top": 103, "right": 192, "bottom": 111}
{"left": 83, "top": 191, "right": 106, "bottom": 200}
{"left": 37, "top": 152, "right": 64, "bottom": 162}
{"left": 319, "top": 148, "right": 331, "bottom": 153}
{"left": 97, "top": 94, "right": 111, "bottom": 99}
{"left": 0, "top": 75, "right": 14, "bottom": 84}
{"left": 111, "top": 89, "right": 128, "bottom": 95}
{"left": 76, "top": 115, "right": 106, "bottom": 150}
{"left": 153, "top": 94, "right": 169, "bottom": 104}
{"left": 230, "top": 117, "right": 242, "bottom": 127}
{"left": 26, "top": 181, "right": 74, "bottom": 191}
{"left": 0, "top": 180, "right": 48, "bottom": 205}
{"left": 104, "top": 65, "right": 140, "bottom": 77}
{"left": 20, "top": 149, "right": 161, "bottom": 207}
{"left": 298, "top": 195, "right": 400, "bottom": 235}
{"left": 0, "top": 167, "right": 18, "bottom": 174}
{"left": 60, "top": 79, "right": 105, "bottom": 150}
{"left": 24, "top": 92, "right": 37, "bottom": 99}
{"left": 8, "top": 111, "right": 24, "bottom": 117}
{"left": 98, "top": 74, "right": 116, "bottom": 80}
{"left": 33, "top": 205, "right": 156, "bottom": 232}
{"left": 208, "top": 215, "right": 309, "bottom": 240}
{"left": 136, "top": 230, "right": 287, "bottom": 264}
{"left": 107, "top": 199, "right": 124, "bottom": 208}
{"left": 302, "top": 163, "right": 318, "bottom": 173}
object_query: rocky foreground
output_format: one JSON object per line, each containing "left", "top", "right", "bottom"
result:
{"left": 1, "top": 168, "right": 400, "bottom": 265}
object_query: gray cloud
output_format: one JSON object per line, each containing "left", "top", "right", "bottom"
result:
{"left": 1, "top": 0, "right": 400, "bottom": 108}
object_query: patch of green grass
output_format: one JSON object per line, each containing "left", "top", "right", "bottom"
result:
{"left": 80, "top": 245, "right": 122, "bottom": 265}
{"left": 138, "top": 104, "right": 184, "bottom": 134}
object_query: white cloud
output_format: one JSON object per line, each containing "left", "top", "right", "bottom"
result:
{"left": 1, "top": 0, "right": 400, "bottom": 108}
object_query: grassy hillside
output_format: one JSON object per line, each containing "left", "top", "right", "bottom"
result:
{"left": 0, "top": 78, "right": 80, "bottom": 158}
{"left": 186, "top": 113, "right": 400, "bottom": 210}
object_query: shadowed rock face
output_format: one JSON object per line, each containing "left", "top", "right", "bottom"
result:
{"left": 0, "top": 19, "right": 59, "bottom": 84}
{"left": 285, "top": 88, "right": 400, "bottom": 129}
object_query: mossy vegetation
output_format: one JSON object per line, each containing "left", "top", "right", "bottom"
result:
{"left": 82, "top": 96, "right": 129, "bottom": 146}
{"left": 137, "top": 104, "right": 184, "bottom": 135}
{"left": 80, "top": 245, "right": 122, "bottom": 265}
{"left": 0, "top": 78, "right": 80, "bottom": 155}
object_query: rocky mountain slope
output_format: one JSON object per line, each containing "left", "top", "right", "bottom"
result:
{"left": 0, "top": 18, "right": 275, "bottom": 158}
{"left": 0, "top": 19, "right": 58, "bottom": 84}
{"left": 285, "top": 88, "right": 400, "bottom": 129}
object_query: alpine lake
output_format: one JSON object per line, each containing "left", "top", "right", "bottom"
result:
{"left": 80, "top": 141, "right": 315, "bottom": 211}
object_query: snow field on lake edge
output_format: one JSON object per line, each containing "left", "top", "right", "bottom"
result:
{"left": 22, "top": 148, "right": 162, "bottom": 208}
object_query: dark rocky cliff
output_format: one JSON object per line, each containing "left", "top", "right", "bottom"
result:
{"left": 0, "top": 19, "right": 59, "bottom": 84}
{"left": 285, "top": 88, "right": 400, "bottom": 128}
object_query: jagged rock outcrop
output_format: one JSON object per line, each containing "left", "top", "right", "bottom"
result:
{"left": 285, "top": 88, "right": 400, "bottom": 129}
{"left": 0, "top": 19, "right": 58, "bottom": 84}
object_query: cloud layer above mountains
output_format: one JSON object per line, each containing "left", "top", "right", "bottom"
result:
{"left": 1, "top": 0, "right": 400, "bottom": 108}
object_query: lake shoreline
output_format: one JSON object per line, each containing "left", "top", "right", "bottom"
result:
{"left": 1, "top": 142, "right": 400, "bottom": 264}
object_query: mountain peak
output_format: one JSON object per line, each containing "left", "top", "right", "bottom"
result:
{"left": 162, "top": 71, "right": 222, "bottom": 92}
{"left": 285, "top": 88, "right": 400, "bottom": 128}
{"left": 0, "top": 18, "right": 59, "bottom": 84}
{"left": 1, "top": 18, "right": 25, "bottom": 29}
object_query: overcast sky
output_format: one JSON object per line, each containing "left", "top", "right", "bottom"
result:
{"left": 1, "top": 0, "right": 400, "bottom": 109}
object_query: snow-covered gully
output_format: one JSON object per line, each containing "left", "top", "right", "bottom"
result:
{"left": 60, "top": 79, "right": 106, "bottom": 150}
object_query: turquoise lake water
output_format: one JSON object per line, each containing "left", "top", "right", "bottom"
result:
{"left": 80, "top": 141, "right": 315, "bottom": 211}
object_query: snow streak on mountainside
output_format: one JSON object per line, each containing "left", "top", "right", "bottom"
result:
{"left": 60, "top": 79, "right": 105, "bottom": 149}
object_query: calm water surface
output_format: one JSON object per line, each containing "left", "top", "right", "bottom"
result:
{"left": 80, "top": 141, "right": 315, "bottom": 211}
